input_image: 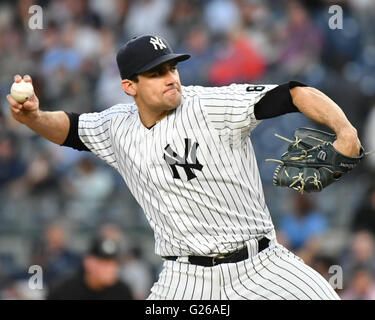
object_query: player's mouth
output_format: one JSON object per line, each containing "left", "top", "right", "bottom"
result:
{"left": 164, "top": 86, "right": 179, "bottom": 95}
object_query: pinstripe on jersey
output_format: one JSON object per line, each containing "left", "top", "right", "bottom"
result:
{"left": 78, "top": 84, "right": 278, "bottom": 257}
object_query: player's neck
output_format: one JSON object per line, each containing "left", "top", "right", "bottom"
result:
{"left": 138, "top": 107, "right": 171, "bottom": 128}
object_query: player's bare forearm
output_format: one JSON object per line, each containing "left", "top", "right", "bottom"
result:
{"left": 290, "top": 86, "right": 361, "bottom": 157}
{"left": 24, "top": 110, "right": 70, "bottom": 145}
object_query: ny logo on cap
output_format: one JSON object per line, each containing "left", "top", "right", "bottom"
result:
{"left": 150, "top": 36, "right": 167, "bottom": 50}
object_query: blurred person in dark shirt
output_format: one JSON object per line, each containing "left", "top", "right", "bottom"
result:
{"left": 272, "top": 0, "right": 322, "bottom": 77}
{"left": 0, "top": 129, "right": 26, "bottom": 190}
{"left": 351, "top": 185, "right": 375, "bottom": 236}
{"left": 339, "top": 230, "right": 375, "bottom": 288}
{"left": 177, "top": 27, "right": 214, "bottom": 86}
{"left": 47, "top": 236, "right": 133, "bottom": 300}
{"left": 31, "top": 224, "right": 82, "bottom": 288}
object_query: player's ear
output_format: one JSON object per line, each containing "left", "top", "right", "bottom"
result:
{"left": 122, "top": 79, "right": 136, "bottom": 96}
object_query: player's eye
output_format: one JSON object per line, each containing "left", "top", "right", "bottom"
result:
{"left": 148, "top": 70, "right": 161, "bottom": 77}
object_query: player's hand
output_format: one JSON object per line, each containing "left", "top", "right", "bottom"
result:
{"left": 7, "top": 74, "right": 40, "bottom": 125}
{"left": 332, "top": 128, "right": 362, "bottom": 158}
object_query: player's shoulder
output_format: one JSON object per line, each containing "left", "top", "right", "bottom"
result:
{"left": 83, "top": 102, "right": 137, "bottom": 120}
{"left": 181, "top": 84, "right": 233, "bottom": 97}
{"left": 182, "top": 83, "right": 278, "bottom": 99}
{"left": 103, "top": 102, "right": 138, "bottom": 116}
{"left": 79, "top": 103, "right": 138, "bottom": 127}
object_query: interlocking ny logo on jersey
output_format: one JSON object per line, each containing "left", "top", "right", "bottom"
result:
{"left": 163, "top": 138, "right": 203, "bottom": 181}
{"left": 150, "top": 37, "right": 167, "bottom": 50}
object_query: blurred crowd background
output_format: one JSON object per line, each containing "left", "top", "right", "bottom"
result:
{"left": 1, "top": 0, "right": 375, "bottom": 300}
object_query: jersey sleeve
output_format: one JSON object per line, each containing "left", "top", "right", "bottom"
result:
{"left": 78, "top": 106, "right": 127, "bottom": 170}
{"left": 199, "top": 84, "right": 278, "bottom": 146}
{"left": 254, "top": 81, "right": 306, "bottom": 120}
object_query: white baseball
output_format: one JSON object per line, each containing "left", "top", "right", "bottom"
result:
{"left": 10, "top": 80, "right": 34, "bottom": 103}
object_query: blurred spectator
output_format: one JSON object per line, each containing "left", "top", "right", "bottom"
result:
{"left": 95, "top": 27, "right": 133, "bottom": 109}
{"left": 31, "top": 223, "right": 81, "bottom": 288}
{"left": 349, "top": 0, "right": 375, "bottom": 48}
{"left": 351, "top": 185, "right": 375, "bottom": 235}
{"left": 272, "top": 0, "right": 323, "bottom": 78}
{"left": 8, "top": 153, "right": 54, "bottom": 198}
{"left": 98, "top": 223, "right": 154, "bottom": 299}
{"left": 318, "top": 3, "right": 362, "bottom": 69}
{"left": 3, "top": 145, "right": 64, "bottom": 226}
{"left": 339, "top": 230, "right": 375, "bottom": 287}
{"left": 0, "top": 252, "right": 19, "bottom": 293}
{"left": 340, "top": 265, "right": 375, "bottom": 300}
{"left": 277, "top": 193, "right": 328, "bottom": 265}
{"left": 0, "top": 24, "right": 34, "bottom": 87}
{"left": 89, "top": 0, "right": 130, "bottom": 29}
{"left": 177, "top": 28, "right": 214, "bottom": 86}
{"left": 0, "top": 129, "right": 26, "bottom": 191}
{"left": 41, "top": 23, "right": 82, "bottom": 77}
{"left": 99, "top": 223, "right": 126, "bottom": 243}
{"left": 47, "top": 236, "right": 133, "bottom": 300}
{"left": 236, "top": 1, "right": 275, "bottom": 64}
{"left": 166, "top": 0, "right": 201, "bottom": 47}
{"left": 61, "top": 156, "right": 115, "bottom": 223}
{"left": 123, "top": 0, "right": 172, "bottom": 39}
{"left": 208, "top": 30, "right": 266, "bottom": 85}
{"left": 203, "top": 0, "right": 242, "bottom": 37}
{"left": 120, "top": 246, "right": 154, "bottom": 300}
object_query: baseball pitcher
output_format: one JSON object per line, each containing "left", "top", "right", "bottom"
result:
{"left": 7, "top": 35, "right": 363, "bottom": 300}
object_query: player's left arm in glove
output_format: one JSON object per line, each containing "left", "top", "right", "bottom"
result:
{"left": 253, "top": 82, "right": 366, "bottom": 192}
{"left": 267, "top": 127, "right": 366, "bottom": 192}
{"left": 263, "top": 85, "right": 365, "bottom": 193}
{"left": 289, "top": 85, "right": 361, "bottom": 158}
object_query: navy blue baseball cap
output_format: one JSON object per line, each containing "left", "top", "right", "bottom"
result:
{"left": 116, "top": 35, "right": 190, "bottom": 80}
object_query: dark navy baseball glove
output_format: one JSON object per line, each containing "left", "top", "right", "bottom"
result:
{"left": 266, "top": 127, "right": 365, "bottom": 193}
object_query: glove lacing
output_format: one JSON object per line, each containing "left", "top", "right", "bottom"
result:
{"left": 274, "top": 133, "right": 303, "bottom": 149}
{"left": 289, "top": 172, "right": 323, "bottom": 194}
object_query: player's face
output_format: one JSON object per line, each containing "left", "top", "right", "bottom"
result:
{"left": 134, "top": 61, "right": 182, "bottom": 112}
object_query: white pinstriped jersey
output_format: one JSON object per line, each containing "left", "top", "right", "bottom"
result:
{"left": 78, "top": 83, "right": 278, "bottom": 257}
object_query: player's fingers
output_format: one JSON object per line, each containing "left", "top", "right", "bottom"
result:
{"left": 14, "top": 74, "right": 22, "bottom": 83}
{"left": 22, "top": 100, "right": 35, "bottom": 110}
{"left": 11, "top": 105, "right": 23, "bottom": 115}
{"left": 23, "top": 74, "right": 32, "bottom": 83}
{"left": 6, "top": 94, "right": 22, "bottom": 109}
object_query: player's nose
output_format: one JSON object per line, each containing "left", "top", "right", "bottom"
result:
{"left": 165, "top": 69, "right": 178, "bottom": 85}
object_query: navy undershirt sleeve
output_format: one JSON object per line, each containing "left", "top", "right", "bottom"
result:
{"left": 254, "top": 81, "right": 307, "bottom": 120}
{"left": 62, "top": 112, "right": 90, "bottom": 151}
